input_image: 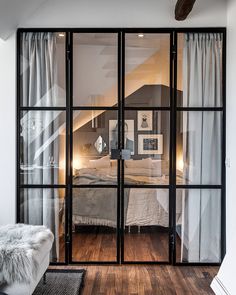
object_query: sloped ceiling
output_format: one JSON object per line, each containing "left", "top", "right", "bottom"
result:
{"left": 0, "top": 0, "right": 47, "bottom": 40}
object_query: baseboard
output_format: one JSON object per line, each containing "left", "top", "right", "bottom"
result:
{"left": 211, "top": 276, "right": 230, "bottom": 295}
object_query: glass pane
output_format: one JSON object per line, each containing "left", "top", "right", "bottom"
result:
{"left": 20, "top": 189, "right": 65, "bottom": 263}
{"left": 176, "top": 111, "right": 222, "bottom": 185}
{"left": 73, "top": 33, "right": 118, "bottom": 107}
{"left": 176, "top": 189, "right": 221, "bottom": 263}
{"left": 124, "top": 188, "right": 169, "bottom": 262}
{"left": 125, "top": 33, "right": 170, "bottom": 107}
{"left": 20, "top": 32, "right": 66, "bottom": 107}
{"left": 72, "top": 188, "right": 117, "bottom": 262}
{"left": 124, "top": 111, "right": 169, "bottom": 185}
{"left": 177, "top": 33, "right": 223, "bottom": 107}
{"left": 20, "top": 111, "right": 66, "bottom": 185}
{"left": 73, "top": 110, "right": 118, "bottom": 185}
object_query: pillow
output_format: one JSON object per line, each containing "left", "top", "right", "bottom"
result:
{"left": 151, "top": 159, "right": 162, "bottom": 175}
{"left": 152, "top": 160, "right": 169, "bottom": 175}
{"left": 125, "top": 158, "right": 152, "bottom": 169}
{"left": 161, "top": 160, "right": 169, "bottom": 175}
{"left": 151, "top": 159, "right": 162, "bottom": 169}
{"left": 88, "top": 155, "right": 111, "bottom": 169}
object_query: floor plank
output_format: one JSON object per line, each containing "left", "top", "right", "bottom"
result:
{"left": 60, "top": 228, "right": 173, "bottom": 262}
{"left": 50, "top": 265, "right": 218, "bottom": 295}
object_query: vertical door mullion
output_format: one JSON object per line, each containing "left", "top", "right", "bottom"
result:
{"left": 162, "top": 30, "right": 177, "bottom": 266}
{"left": 117, "top": 31, "right": 122, "bottom": 264}
{"left": 69, "top": 31, "right": 74, "bottom": 264}
{"left": 171, "top": 31, "right": 178, "bottom": 265}
{"left": 169, "top": 31, "right": 177, "bottom": 264}
{"left": 169, "top": 31, "right": 173, "bottom": 265}
{"left": 65, "top": 31, "right": 69, "bottom": 264}
{"left": 120, "top": 30, "right": 125, "bottom": 263}
{"left": 65, "top": 31, "right": 73, "bottom": 264}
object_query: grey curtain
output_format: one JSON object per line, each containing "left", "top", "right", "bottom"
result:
{"left": 181, "top": 33, "right": 222, "bottom": 262}
{"left": 21, "top": 32, "right": 57, "bottom": 107}
{"left": 20, "top": 33, "right": 60, "bottom": 262}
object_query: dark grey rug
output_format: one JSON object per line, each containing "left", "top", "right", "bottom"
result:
{"left": 33, "top": 270, "right": 86, "bottom": 295}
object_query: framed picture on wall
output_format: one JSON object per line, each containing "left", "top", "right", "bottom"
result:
{"left": 138, "top": 134, "right": 163, "bottom": 155}
{"left": 137, "top": 111, "right": 153, "bottom": 131}
{"left": 109, "top": 120, "right": 134, "bottom": 155}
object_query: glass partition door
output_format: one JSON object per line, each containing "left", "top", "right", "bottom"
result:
{"left": 18, "top": 32, "right": 67, "bottom": 263}
{"left": 123, "top": 33, "right": 172, "bottom": 263}
{"left": 71, "top": 33, "right": 120, "bottom": 262}
{"left": 175, "top": 32, "right": 224, "bottom": 263}
{"left": 17, "top": 29, "right": 225, "bottom": 265}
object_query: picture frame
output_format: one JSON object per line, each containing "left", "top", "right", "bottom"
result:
{"left": 138, "top": 134, "right": 163, "bottom": 155}
{"left": 109, "top": 120, "right": 134, "bottom": 155}
{"left": 137, "top": 110, "right": 153, "bottom": 131}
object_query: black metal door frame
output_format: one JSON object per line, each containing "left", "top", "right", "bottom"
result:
{"left": 67, "top": 29, "right": 122, "bottom": 265}
{"left": 16, "top": 27, "right": 226, "bottom": 266}
{"left": 120, "top": 29, "right": 174, "bottom": 264}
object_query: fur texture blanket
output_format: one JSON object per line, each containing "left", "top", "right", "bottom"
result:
{"left": 0, "top": 224, "right": 54, "bottom": 285}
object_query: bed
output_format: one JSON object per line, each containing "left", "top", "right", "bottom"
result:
{"left": 72, "top": 157, "right": 184, "bottom": 229}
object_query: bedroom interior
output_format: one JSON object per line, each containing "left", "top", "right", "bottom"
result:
{"left": 3, "top": 0, "right": 236, "bottom": 294}
{"left": 18, "top": 29, "right": 224, "bottom": 265}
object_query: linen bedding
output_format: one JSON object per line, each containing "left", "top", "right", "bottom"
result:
{"left": 73, "top": 187, "right": 129, "bottom": 228}
{"left": 72, "top": 161, "right": 184, "bottom": 228}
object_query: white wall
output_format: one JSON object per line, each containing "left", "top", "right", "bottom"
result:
{"left": 211, "top": 1, "right": 236, "bottom": 293}
{"left": 0, "top": 0, "right": 227, "bottom": 225}
{"left": 0, "top": 34, "right": 16, "bottom": 224}
{"left": 226, "top": 0, "right": 236, "bottom": 248}
{"left": 0, "top": 0, "right": 46, "bottom": 40}
{"left": 24, "top": 0, "right": 226, "bottom": 28}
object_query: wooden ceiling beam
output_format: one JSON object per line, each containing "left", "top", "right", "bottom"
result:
{"left": 175, "top": 0, "right": 196, "bottom": 21}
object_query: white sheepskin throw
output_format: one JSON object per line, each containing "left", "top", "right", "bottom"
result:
{"left": 0, "top": 224, "right": 54, "bottom": 285}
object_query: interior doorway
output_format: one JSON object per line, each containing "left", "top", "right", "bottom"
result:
{"left": 17, "top": 28, "right": 226, "bottom": 265}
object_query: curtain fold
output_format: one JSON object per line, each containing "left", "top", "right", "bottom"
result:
{"left": 181, "top": 33, "right": 222, "bottom": 262}
{"left": 21, "top": 32, "right": 57, "bottom": 107}
{"left": 20, "top": 33, "right": 60, "bottom": 262}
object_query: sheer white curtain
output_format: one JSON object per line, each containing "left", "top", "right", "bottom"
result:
{"left": 20, "top": 33, "right": 60, "bottom": 261}
{"left": 181, "top": 33, "right": 222, "bottom": 262}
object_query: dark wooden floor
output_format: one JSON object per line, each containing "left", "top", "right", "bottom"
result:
{"left": 50, "top": 265, "right": 218, "bottom": 295}
{"left": 72, "top": 232, "right": 117, "bottom": 261}
{"left": 57, "top": 228, "right": 217, "bottom": 294}
{"left": 60, "top": 228, "right": 175, "bottom": 262}
{"left": 123, "top": 230, "right": 169, "bottom": 261}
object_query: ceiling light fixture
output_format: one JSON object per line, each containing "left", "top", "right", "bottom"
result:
{"left": 138, "top": 34, "right": 144, "bottom": 38}
{"left": 58, "top": 33, "right": 65, "bottom": 37}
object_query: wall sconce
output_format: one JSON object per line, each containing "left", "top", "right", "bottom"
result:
{"left": 94, "top": 136, "right": 107, "bottom": 154}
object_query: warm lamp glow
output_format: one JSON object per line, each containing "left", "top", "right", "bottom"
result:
{"left": 177, "top": 157, "right": 184, "bottom": 171}
{"left": 73, "top": 157, "right": 82, "bottom": 174}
